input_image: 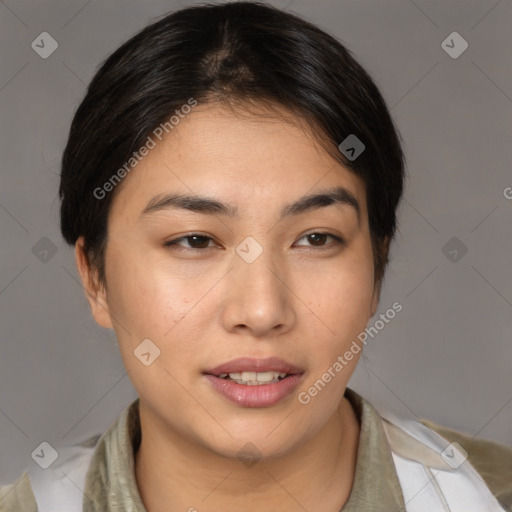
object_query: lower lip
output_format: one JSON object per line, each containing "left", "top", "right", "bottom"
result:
{"left": 204, "top": 374, "right": 303, "bottom": 408}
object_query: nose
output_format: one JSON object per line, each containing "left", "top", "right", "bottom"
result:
{"left": 220, "top": 245, "right": 296, "bottom": 338}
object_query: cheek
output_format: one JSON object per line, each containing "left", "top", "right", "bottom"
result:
{"left": 105, "top": 233, "right": 375, "bottom": 353}
{"left": 103, "top": 247, "right": 220, "bottom": 379}
{"left": 297, "top": 250, "right": 374, "bottom": 406}
{"left": 296, "top": 250, "right": 375, "bottom": 402}
{"left": 104, "top": 244, "right": 196, "bottom": 332}
{"left": 303, "top": 245, "right": 375, "bottom": 335}
{"left": 104, "top": 258, "right": 205, "bottom": 389}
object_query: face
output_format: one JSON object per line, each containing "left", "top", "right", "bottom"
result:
{"left": 77, "top": 102, "right": 380, "bottom": 461}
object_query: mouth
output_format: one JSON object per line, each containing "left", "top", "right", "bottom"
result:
{"left": 204, "top": 356, "right": 303, "bottom": 383}
{"left": 203, "top": 357, "right": 304, "bottom": 407}
{"left": 215, "top": 370, "right": 290, "bottom": 385}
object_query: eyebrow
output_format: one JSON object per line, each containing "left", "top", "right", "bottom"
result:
{"left": 140, "top": 186, "right": 360, "bottom": 223}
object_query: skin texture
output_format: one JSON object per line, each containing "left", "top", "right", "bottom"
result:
{"left": 75, "top": 102, "right": 383, "bottom": 512}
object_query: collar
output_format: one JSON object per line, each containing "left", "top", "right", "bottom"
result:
{"left": 83, "top": 387, "right": 406, "bottom": 511}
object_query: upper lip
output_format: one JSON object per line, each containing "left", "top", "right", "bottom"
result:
{"left": 205, "top": 357, "right": 304, "bottom": 376}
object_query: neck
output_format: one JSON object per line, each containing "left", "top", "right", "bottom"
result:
{"left": 135, "top": 397, "right": 360, "bottom": 512}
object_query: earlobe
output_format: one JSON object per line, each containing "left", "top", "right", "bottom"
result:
{"left": 74, "top": 237, "right": 113, "bottom": 329}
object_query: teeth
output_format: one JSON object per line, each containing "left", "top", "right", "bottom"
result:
{"left": 218, "top": 371, "right": 288, "bottom": 385}
{"left": 254, "top": 372, "right": 275, "bottom": 382}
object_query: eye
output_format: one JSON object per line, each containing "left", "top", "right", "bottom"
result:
{"left": 163, "top": 231, "right": 344, "bottom": 253}
{"left": 294, "top": 232, "right": 344, "bottom": 250}
{"left": 164, "top": 234, "right": 217, "bottom": 251}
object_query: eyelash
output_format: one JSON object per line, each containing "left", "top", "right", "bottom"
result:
{"left": 163, "top": 232, "right": 345, "bottom": 252}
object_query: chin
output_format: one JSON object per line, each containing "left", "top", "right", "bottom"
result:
{"left": 198, "top": 429, "right": 293, "bottom": 461}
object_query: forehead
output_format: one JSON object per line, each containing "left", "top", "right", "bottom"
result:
{"left": 109, "top": 102, "right": 367, "bottom": 220}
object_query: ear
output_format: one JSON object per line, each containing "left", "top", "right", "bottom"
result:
{"left": 74, "top": 236, "right": 113, "bottom": 329}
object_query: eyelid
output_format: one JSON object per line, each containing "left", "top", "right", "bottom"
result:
{"left": 294, "top": 231, "right": 345, "bottom": 248}
{"left": 163, "top": 232, "right": 218, "bottom": 250}
{"left": 164, "top": 230, "right": 344, "bottom": 251}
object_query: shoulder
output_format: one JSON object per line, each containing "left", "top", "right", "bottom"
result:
{"left": 0, "top": 472, "right": 38, "bottom": 512}
{"left": 421, "top": 418, "right": 512, "bottom": 509}
{"left": 0, "top": 434, "right": 100, "bottom": 512}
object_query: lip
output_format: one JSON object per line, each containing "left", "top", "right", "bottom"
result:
{"left": 204, "top": 373, "right": 304, "bottom": 408}
{"left": 204, "top": 357, "right": 304, "bottom": 376}
{"left": 203, "top": 357, "right": 305, "bottom": 408}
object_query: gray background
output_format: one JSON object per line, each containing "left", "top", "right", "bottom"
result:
{"left": 1, "top": 0, "right": 511, "bottom": 484}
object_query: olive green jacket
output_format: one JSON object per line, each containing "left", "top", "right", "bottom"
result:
{"left": 1, "top": 388, "right": 511, "bottom": 511}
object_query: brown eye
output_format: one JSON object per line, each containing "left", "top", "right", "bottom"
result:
{"left": 186, "top": 235, "right": 211, "bottom": 249}
{"left": 164, "top": 234, "right": 215, "bottom": 250}
{"left": 295, "top": 232, "right": 344, "bottom": 249}
{"left": 307, "top": 233, "right": 329, "bottom": 246}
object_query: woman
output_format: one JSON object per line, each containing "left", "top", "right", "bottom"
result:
{"left": 1, "top": 2, "right": 510, "bottom": 511}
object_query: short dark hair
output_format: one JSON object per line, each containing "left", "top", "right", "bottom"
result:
{"left": 59, "top": 1, "right": 405, "bottom": 289}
